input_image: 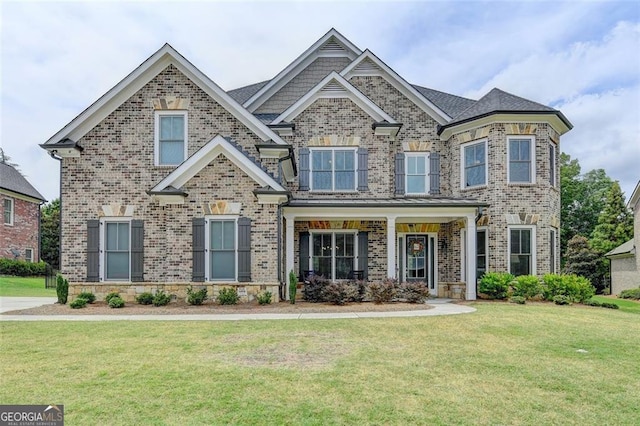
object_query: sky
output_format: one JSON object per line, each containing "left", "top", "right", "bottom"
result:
{"left": 1, "top": 0, "right": 639, "bottom": 203}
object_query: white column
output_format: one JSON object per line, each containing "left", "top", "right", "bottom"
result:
{"left": 465, "top": 213, "right": 477, "bottom": 300}
{"left": 387, "top": 215, "right": 397, "bottom": 278}
{"left": 285, "top": 215, "right": 295, "bottom": 300}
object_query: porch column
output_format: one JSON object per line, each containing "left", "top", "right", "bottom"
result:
{"left": 386, "top": 215, "right": 397, "bottom": 278}
{"left": 285, "top": 215, "right": 295, "bottom": 300}
{"left": 465, "top": 213, "right": 477, "bottom": 300}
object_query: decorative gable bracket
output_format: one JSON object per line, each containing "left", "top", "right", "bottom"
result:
{"left": 39, "top": 138, "right": 83, "bottom": 158}
{"left": 255, "top": 143, "right": 297, "bottom": 183}
{"left": 372, "top": 122, "right": 403, "bottom": 138}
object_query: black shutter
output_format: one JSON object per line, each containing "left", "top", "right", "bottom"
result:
{"left": 395, "top": 153, "right": 405, "bottom": 195}
{"left": 192, "top": 218, "right": 205, "bottom": 282}
{"left": 237, "top": 217, "right": 251, "bottom": 282}
{"left": 398, "top": 236, "right": 404, "bottom": 283}
{"left": 131, "top": 220, "right": 144, "bottom": 282}
{"left": 299, "top": 231, "right": 310, "bottom": 280}
{"left": 430, "top": 152, "right": 441, "bottom": 195}
{"left": 87, "top": 220, "right": 100, "bottom": 282}
{"left": 357, "top": 147, "right": 368, "bottom": 191}
{"left": 358, "top": 231, "right": 369, "bottom": 279}
{"left": 299, "top": 147, "right": 310, "bottom": 191}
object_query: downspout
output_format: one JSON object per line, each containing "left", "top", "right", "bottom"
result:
{"left": 49, "top": 151, "right": 62, "bottom": 272}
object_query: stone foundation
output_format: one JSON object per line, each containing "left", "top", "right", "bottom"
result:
{"left": 438, "top": 282, "right": 467, "bottom": 299}
{"left": 69, "top": 282, "right": 281, "bottom": 304}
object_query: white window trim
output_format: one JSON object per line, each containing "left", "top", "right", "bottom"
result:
{"left": 507, "top": 225, "right": 537, "bottom": 276}
{"left": 154, "top": 110, "right": 188, "bottom": 166}
{"left": 99, "top": 217, "right": 132, "bottom": 282}
{"left": 549, "top": 142, "right": 557, "bottom": 187}
{"left": 507, "top": 135, "right": 536, "bottom": 184}
{"left": 25, "top": 248, "right": 34, "bottom": 263}
{"left": 309, "top": 147, "right": 358, "bottom": 192}
{"left": 3, "top": 198, "right": 14, "bottom": 226}
{"left": 309, "top": 230, "right": 359, "bottom": 280}
{"left": 398, "top": 232, "right": 438, "bottom": 291}
{"left": 204, "top": 215, "right": 238, "bottom": 282}
{"left": 461, "top": 228, "right": 488, "bottom": 283}
{"left": 460, "top": 139, "right": 488, "bottom": 189}
{"left": 405, "top": 152, "right": 430, "bottom": 195}
{"left": 550, "top": 227, "right": 558, "bottom": 274}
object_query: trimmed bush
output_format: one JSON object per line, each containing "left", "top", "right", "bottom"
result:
{"left": 77, "top": 292, "right": 96, "bottom": 304}
{"left": 367, "top": 278, "right": 398, "bottom": 304}
{"left": 217, "top": 287, "right": 239, "bottom": 305}
{"left": 322, "top": 282, "right": 359, "bottom": 305}
{"left": 70, "top": 298, "right": 87, "bottom": 309}
{"left": 511, "top": 275, "right": 542, "bottom": 299}
{"left": 619, "top": 288, "right": 640, "bottom": 300}
{"left": 553, "top": 295, "right": 571, "bottom": 305}
{"left": 0, "top": 258, "right": 48, "bottom": 276}
{"left": 135, "top": 292, "right": 154, "bottom": 305}
{"left": 583, "top": 299, "right": 603, "bottom": 307}
{"left": 105, "top": 292, "right": 121, "bottom": 304}
{"left": 108, "top": 296, "right": 125, "bottom": 308}
{"left": 350, "top": 280, "right": 368, "bottom": 303}
{"left": 303, "top": 275, "right": 330, "bottom": 303}
{"left": 399, "top": 281, "right": 430, "bottom": 303}
{"left": 186, "top": 286, "right": 208, "bottom": 305}
{"left": 56, "top": 275, "right": 69, "bottom": 304}
{"left": 509, "top": 296, "right": 526, "bottom": 304}
{"left": 543, "top": 274, "right": 595, "bottom": 303}
{"left": 152, "top": 290, "right": 171, "bottom": 307}
{"left": 289, "top": 270, "right": 297, "bottom": 304}
{"left": 479, "top": 272, "right": 514, "bottom": 299}
{"left": 257, "top": 291, "right": 272, "bottom": 305}
{"left": 601, "top": 302, "right": 620, "bottom": 309}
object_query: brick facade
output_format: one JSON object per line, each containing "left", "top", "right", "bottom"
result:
{"left": 0, "top": 194, "right": 40, "bottom": 262}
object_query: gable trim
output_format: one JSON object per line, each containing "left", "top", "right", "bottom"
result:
{"left": 438, "top": 112, "right": 572, "bottom": 140}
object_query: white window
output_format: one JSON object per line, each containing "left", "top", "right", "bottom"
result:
{"left": 101, "top": 220, "right": 131, "bottom": 281}
{"left": 155, "top": 111, "right": 187, "bottom": 166}
{"left": 311, "top": 232, "right": 356, "bottom": 280}
{"left": 461, "top": 140, "right": 487, "bottom": 188}
{"left": 508, "top": 136, "right": 535, "bottom": 183}
{"left": 310, "top": 148, "right": 356, "bottom": 191}
{"left": 550, "top": 228, "right": 557, "bottom": 274}
{"left": 3, "top": 198, "right": 13, "bottom": 225}
{"left": 405, "top": 153, "right": 430, "bottom": 194}
{"left": 477, "top": 228, "right": 488, "bottom": 280}
{"left": 25, "top": 248, "right": 33, "bottom": 263}
{"left": 549, "top": 142, "right": 557, "bottom": 187}
{"left": 205, "top": 217, "right": 237, "bottom": 281}
{"left": 509, "top": 226, "right": 536, "bottom": 276}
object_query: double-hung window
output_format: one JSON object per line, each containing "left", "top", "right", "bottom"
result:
{"left": 155, "top": 111, "right": 187, "bottom": 166}
{"left": 477, "top": 228, "right": 488, "bottom": 281}
{"left": 311, "top": 232, "right": 356, "bottom": 280}
{"left": 462, "top": 141, "right": 487, "bottom": 188}
{"left": 549, "top": 142, "right": 557, "bottom": 187}
{"left": 508, "top": 136, "right": 535, "bottom": 183}
{"left": 311, "top": 149, "right": 356, "bottom": 191}
{"left": 509, "top": 226, "right": 536, "bottom": 276}
{"left": 25, "top": 248, "right": 33, "bottom": 263}
{"left": 207, "top": 218, "right": 237, "bottom": 281}
{"left": 103, "top": 221, "right": 131, "bottom": 280}
{"left": 405, "top": 153, "right": 429, "bottom": 194}
{"left": 550, "top": 228, "right": 557, "bottom": 274}
{"left": 3, "top": 198, "right": 13, "bottom": 225}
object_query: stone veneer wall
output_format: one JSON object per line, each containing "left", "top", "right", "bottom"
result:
{"left": 0, "top": 194, "right": 40, "bottom": 262}
{"left": 60, "top": 65, "right": 281, "bottom": 296}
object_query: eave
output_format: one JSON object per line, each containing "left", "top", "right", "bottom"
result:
{"left": 253, "top": 188, "right": 290, "bottom": 205}
{"left": 39, "top": 138, "right": 84, "bottom": 158}
{"left": 267, "top": 123, "right": 295, "bottom": 137}
{"left": 372, "top": 122, "right": 403, "bottom": 137}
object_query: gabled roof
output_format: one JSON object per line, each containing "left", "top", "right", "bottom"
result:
{"left": 272, "top": 72, "right": 396, "bottom": 124}
{"left": 42, "top": 44, "right": 288, "bottom": 148}
{"left": 149, "top": 134, "right": 286, "bottom": 197}
{"left": 412, "top": 85, "right": 476, "bottom": 118}
{"left": 628, "top": 180, "right": 640, "bottom": 210}
{"left": 605, "top": 239, "right": 635, "bottom": 258}
{"left": 340, "top": 50, "right": 451, "bottom": 124}
{"left": 228, "top": 80, "right": 270, "bottom": 104}
{"left": 438, "top": 88, "right": 573, "bottom": 136}
{"left": 243, "top": 28, "right": 362, "bottom": 112}
{"left": 0, "top": 162, "right": 46, "bottom": 202}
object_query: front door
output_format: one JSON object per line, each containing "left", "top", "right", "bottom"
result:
{"left": 399, "top": 234, "right": 437, "bottom": 295}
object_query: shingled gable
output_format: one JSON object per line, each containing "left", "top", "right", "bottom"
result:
{"left": 340, "top": 50, "right": 451, "bottom": 125}
{"left": 271, "top": 71, "right": 400, "bottom": 136}
{"left": 40, "top": 43, "right": 289, "bottom": 157}
{"left": 148, "top": 134, "right": 288, "bottom": 206}
{"left": 437, "top": 88, "right": 573, "bottom": 139}
{"left": 243, "top": 28, "right": 362, "bottom": 112}
{"left": 0, "top": 162, "right": 46, "bottom": 202}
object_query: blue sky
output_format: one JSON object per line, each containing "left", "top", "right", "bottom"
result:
{"left": 1, "top": 0, "right": 639, "bottom": 202}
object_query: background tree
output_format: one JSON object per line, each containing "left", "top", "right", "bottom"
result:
{"left": 564, "top": 235, "right": 600, "bottom": 291}
{"left": 41, "top": 198, "right": 60, "bottom": 268}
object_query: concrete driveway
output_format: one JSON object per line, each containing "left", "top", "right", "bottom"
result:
{"left": 0, "top": 297, "right": 57, "bottom": 314}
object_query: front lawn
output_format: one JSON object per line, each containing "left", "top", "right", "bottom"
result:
{"left": 591, "top": 295, "right": 640, "bottom": 314}
{"left": 0, "top": 275, "right": 55, "bottom": 297}
{"left": 1, "top": 303, "right": 638, "bottom": 425}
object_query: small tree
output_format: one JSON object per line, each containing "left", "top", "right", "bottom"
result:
{"left": 55, "top": 274, "right": 68, "bottom": 304}
{"left": 563, "top": 235, "right": 601, "bottom": 291}
{"left": 41, "top": 198, "right": 60, "bottom": 268}
{"left": 288, "top": 270, "right": 297, "bottom": 304}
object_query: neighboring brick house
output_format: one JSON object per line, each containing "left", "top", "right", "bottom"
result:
{"left": 0, "top": 162, "right": 46, "bottom": 262}
{"left": 606, "top": 180, "right": 640, "bottom": 294}
{"left": 40, "top": 29, "right": 572, "bottom": 302}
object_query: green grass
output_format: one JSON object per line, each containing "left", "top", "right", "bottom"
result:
{"left": 1, "top": 303, "right": 638, "bottom": 425}
{"left": 0, "top": 275, "right": 55, "bottom": 297}
{"left": 591, "top": 295, "right": 640, "bottom": 314}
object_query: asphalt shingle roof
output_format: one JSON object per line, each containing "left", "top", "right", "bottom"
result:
{"left": 412, "top": 85, "right": 476, "bottom": 118}
{"left": 0, "top": 162, "right": 46, "bottom": 201}
{"left": 227, "top": 80, "right": 270, "bottom": 105}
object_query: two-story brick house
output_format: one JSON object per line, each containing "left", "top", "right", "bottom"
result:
{"left": 41, "top": 29, "right": 571, "bottom": 302}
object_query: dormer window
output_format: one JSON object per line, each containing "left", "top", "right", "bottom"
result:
{"left": 155, "top": 111, "right": 187, "bottom": 166}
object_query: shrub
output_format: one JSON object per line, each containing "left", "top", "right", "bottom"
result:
{"left": 511, "top": 275, "right": 542, "bottom": 300}
{"left": 257, "top": 291, "right": 272, "bottom": 305}
{"left": 108, "top": 296, "right": 125, "bottom": 308}
{"left": 350, "top": 280, "right": 368, "bottom": 303}
{"left": 509, "top": 296, "right": 526, "bottom": 304}
{"left": 601, "top": 302, "right": 619, "bottom": 309}
{"left": 217, "top": 287, "right": 239, "bottom": 305}
{"left": 152, "top": 290, "right": 171, "bottom": 307}
{"left": 542, "top": 274, "right": 595, "bottom": 303}
{"left": 479, "top": 272, "right": 514, "bottom": 299}
{"left": 619, "top": 288, "right": 640, "bottom": 300}
{"left": 322, "top": 282, "right": 359, "bottom": 305}
{"left": 583, "top": 299, "right": 602, "bottom": 307}
{"left": 399, "top": 281, "right": 430, "bottom": 303}
{"left": 553, "top": 295, "right": 571, "bottom": 305}
{"left": 56, "top": 274, "right": 69, "bottom": 304}
{"left": 367, "top": 278, "right": 398, "bottom": 304}
{"left": 186, "top": 286, "right": 208, "bottom": 306}
{"left": 0, "top": 258, "right": 48, "bottom": 276}
{"left": 77, "top": 292, "right": 96, "bottom": 304}
{"left": 289, "top": 270, "right": 297, "bottom": 304}
{"left": 105, "top": 292, "right": 120, "bottom": 304}
{"left": 70, "top": 298, "right": 87, "bottom": 309}
{"left": 135, "top": 292, "right": 154, "bottom": 305}
{"left": 303, "top": 275, "right": 330, "bottom": 303}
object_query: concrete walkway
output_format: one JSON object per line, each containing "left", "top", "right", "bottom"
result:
{"left": 0, "top": 297, "right": 57, "bottom": 314}
{"left": 0, "top": 297, "right": 475, "bottom": 321}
